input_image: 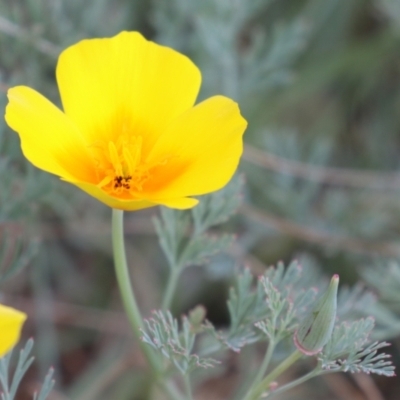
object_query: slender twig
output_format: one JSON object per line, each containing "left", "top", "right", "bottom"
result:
{"left": 244, "top": 145, "right": 400, "bottom": 190}
{"left": 0, "top": 15, "right": 59, "bottom": 56}
{"left": 161, "top": 268, "right": 180, "bottom": 311}
{"left": 9, "top": 296, "right": 130, "bottom": 335}
{"left": 241, "top": 203, "right": 400, "bottom": 257}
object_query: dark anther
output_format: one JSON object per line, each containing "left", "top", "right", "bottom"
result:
{"left": 114, "top": 175, "right": 132, "bottom": 190}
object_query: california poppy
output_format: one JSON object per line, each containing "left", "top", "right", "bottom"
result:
{"left": 6, "top": 32, "right": 247, "bottom": 211}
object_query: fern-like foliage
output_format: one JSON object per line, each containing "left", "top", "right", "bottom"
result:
{"left": 207, "top": 261, "right": 319, "bottom": 351}
{"left": 153, "top": 176, "right": 243, "bottom": 271}
{"left": 0, "top": 340, "right": 55, "bottom": 400}
{"left": 141, "top": 310, "right": 219, "bottom": 374}
{"left": 320, "top": 318, "right": 395, "bottom": 377}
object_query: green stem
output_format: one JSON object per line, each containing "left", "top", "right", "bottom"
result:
{"left": 242, "top": 340, "right": 276, "bottom": 400}
{"left": 163, "top": 380, "right": 186, "bottom": 400}
{"left": 162, "top": 267, "right": 180, "bottom": 311}
{"left": 267, "top": 367, "right": 321, "bottom": 399}
{"left": 183, "top": 374, "right": 193, "bottom": 400}
{"left": 112, "top": 210, "right": 185, "bottom": 400}
{"left": 112, "top": 210, "right": 160, "bottom": 371}
{"left": 247, "top": 350, "right": 302, "bottom": 400}
{"left": 254, "top": 340, "right": 276, "bottom": 386}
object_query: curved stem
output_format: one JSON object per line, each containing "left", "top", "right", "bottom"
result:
{"left": 162, "top": 268, "right": 180, "bottom": 311}
{"left": 112, "top": 210, "right": 186, "bottom": 400}
{"left": 247, "top": 350, "right": 302, "bottom": 400}
{"left": 112, "top": 209, "right": 160, "bottom": 372}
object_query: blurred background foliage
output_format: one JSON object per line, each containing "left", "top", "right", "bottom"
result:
{"left": 1, "top": 0, "right": 400, "bottom": 398}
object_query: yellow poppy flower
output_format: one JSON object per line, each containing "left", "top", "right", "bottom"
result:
{"left": 5, "top": 31, "right": 247, "bottom": 211}
{"left": 0, "top": 304, "right": 26, "bottom": 357}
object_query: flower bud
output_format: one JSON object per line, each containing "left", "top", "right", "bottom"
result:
{"left": 294, "top": 274, "right": 339, "bottom": 355}
{"left": 188, "top": 305, "right": 206, "bottom": 333}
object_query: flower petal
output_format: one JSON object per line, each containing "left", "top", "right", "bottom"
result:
{"left": 56, "top": 31, "right": 201, "bottom": 153}
{"left": 68, "top": 180, "right": 197, "bottom": 210}
{"left": 5, "top": 86, "right": 95, "bottom": 182}
{"left": 154, "top": 197, "right": 199, "bottom": 209}
{"left": 144, "top": 95, "right": 247, "bottom": 199}
{"left": 0, "top": 304, "right": 26, "bottom": 357}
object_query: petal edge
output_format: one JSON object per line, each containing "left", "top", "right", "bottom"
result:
{"left": 5, "top": 86, "right": 95, "bottom": 182}
{"left": 144, "top": 95, "right": 247, "bottom": 199}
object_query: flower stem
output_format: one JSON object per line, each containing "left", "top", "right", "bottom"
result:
{"left": 183, "top": 374, "right": 193, "bottom": 400}
{"left": 112, "top": 210, "right": 187, "bottom": 400}
{"left": 247, "top": 350, "right": 302, "bottom": 400}
{"left": 111, "top": 209, "right": 160, "bottom": 372}
{"left": 162, "top": 267, "right": 180, "bottom": 311}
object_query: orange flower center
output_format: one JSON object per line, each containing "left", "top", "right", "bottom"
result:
{"left": 89, "top": 134, "right": 172, "bottom": 197}
{"left": 89, "top": 135, "right": 150, "bottom": 196}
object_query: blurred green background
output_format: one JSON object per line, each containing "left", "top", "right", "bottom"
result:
{"left": 1, "top": 0, "right": 400, "bottom": 398}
